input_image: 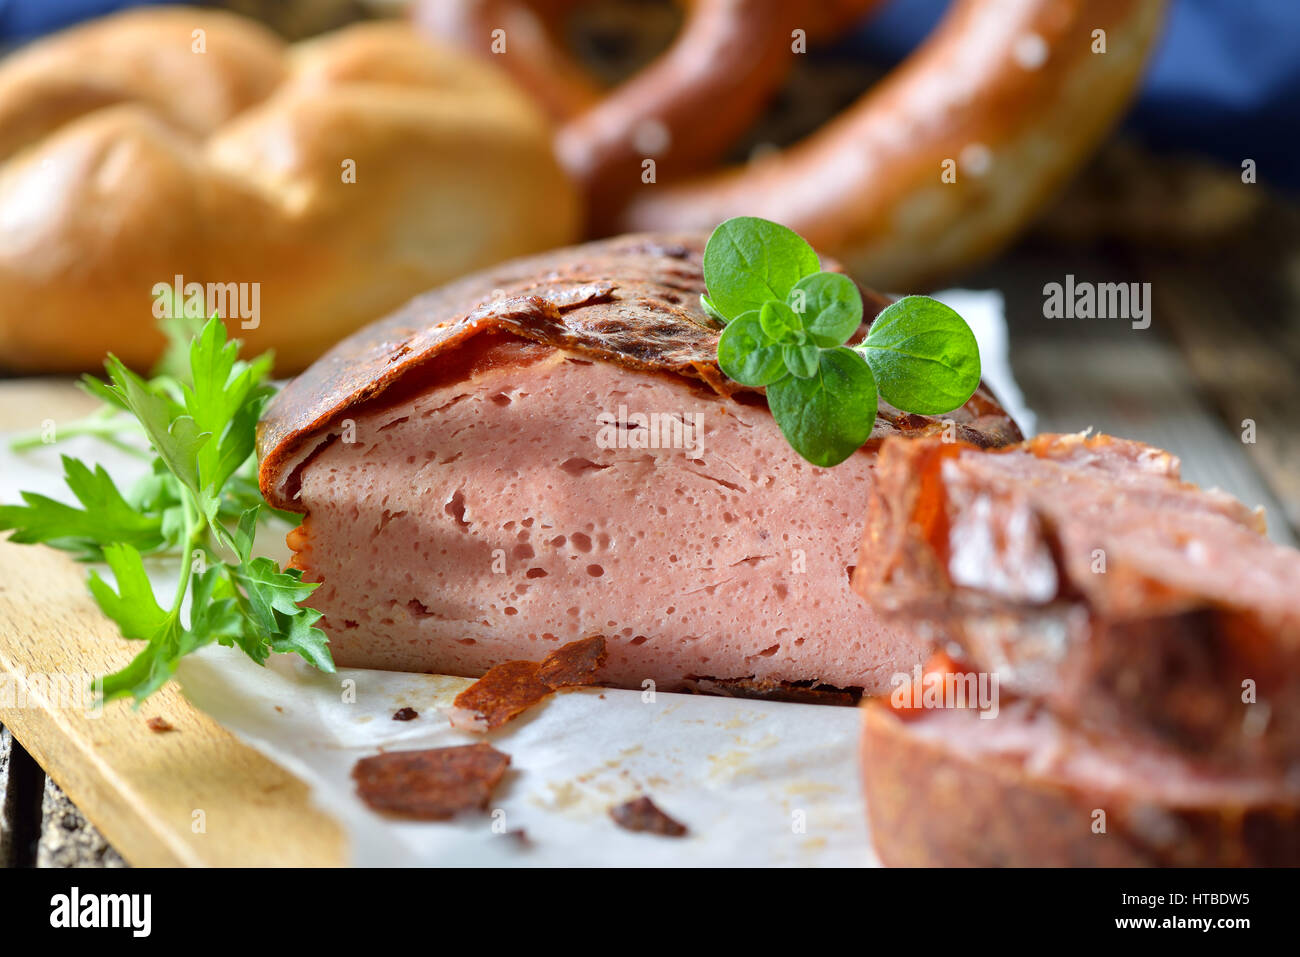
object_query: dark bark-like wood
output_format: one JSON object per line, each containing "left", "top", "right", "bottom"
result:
{"left": 37, "top": 776, "right": 127, "bottom": 869}
{"left": 1, "top": 725, "right": 47, "bottom": 868}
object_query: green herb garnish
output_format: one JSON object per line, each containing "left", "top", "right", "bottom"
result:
{"left": 703, "top": 216, "right": 981, "bottom": 466}
{"left": 0, "top": 317, "right": 334, "bottom": 703}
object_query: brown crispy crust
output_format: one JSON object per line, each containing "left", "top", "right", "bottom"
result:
{"left": 857, "top": 437, "right": 1300, "bottom": 866}
{"left": 680, "top": 675, "right": 860, "bottom": 706}
{"left": 861, "top": 701, "right": 1300, "bottom": 867}
{"left": 609, "top": 796, "right": 689, "bottom": 838}
{"left": 451, "top": 636, "right": 608, "bottom": 731}
{"left": 451, "top": 660, "right": 553, "bottom": 732}
{"left": 351, "top": 742, "right": 510, "bottom": 820}
{"left": 257, "top": 233, "right": 1021, "bottom": 510}
{"left": 535, "top": 635, "right": 608, "bottom": 689}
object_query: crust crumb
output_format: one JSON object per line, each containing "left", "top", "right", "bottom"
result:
{"left": 609, "top": 796, "right": 688, "bottom": 837}
{"left": 352, "top": 743, "right": 510, "bottom": 819}
{"left": 450, "top": 636, "right": 607, "bottom": 731}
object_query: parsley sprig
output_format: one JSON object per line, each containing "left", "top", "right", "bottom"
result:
{"left": 0, "top": 317, "right": 334, "bottom": 703}
{"left": 704, "top": 217, "right": 982, "bottom": 466}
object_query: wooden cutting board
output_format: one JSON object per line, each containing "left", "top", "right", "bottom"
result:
{"left": 0, "top": 379, "right": 346, "bottom": 867}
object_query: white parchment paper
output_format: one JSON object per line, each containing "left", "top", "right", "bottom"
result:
{"left": 177, "top": 648, "right": 874, "bottom": 866}
{"left": 1, "top": 291, "right": 1028, "bottom": 866}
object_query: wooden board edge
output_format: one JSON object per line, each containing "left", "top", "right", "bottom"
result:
{"left": 0, "top": 538, "right": 348, "bottom": 867}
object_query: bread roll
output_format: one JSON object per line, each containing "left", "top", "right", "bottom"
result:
{"left": 0, "top": 7, "right": 580, "bottom": 373}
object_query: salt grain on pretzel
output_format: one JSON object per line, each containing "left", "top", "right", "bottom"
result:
{"left": 613, "top": 0, "right": 1166, "bottom": 289}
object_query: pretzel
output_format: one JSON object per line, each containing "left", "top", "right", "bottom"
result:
{"left": 416, "top": 0, "right": 884, "bottom": 229}
{"left": 420, "top": 0, "right": 1165, "bottom": 289}
{"left": 0, "top": 7, "right": 580, "bottom": 373}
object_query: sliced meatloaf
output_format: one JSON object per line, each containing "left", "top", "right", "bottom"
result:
{"left": 862, "top": 686, "right": 1300, "bottom": 867}
{"left": 854, "top": 432, "right": 1300, "bottom": 766}
{"left": 855, "top": 434, "right": 1300, "bottom": 867}
{"left": 257, "top": 233, "right": 1021, "bottom": 692}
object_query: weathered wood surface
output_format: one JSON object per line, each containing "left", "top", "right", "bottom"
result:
{"left": 0, "top": 532, "right": 347, "bottom": 867}
{"left": 976, "top": 237, "right": 1299, "bottom": 547}
{"left": 0, "top": 381, "right": 131, "bottom": 867}
{"left": 1133, "top": 208, "right": 1300, "bottom": 537}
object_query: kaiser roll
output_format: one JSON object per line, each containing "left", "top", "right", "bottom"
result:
{"left": 0, "top": 7, "right": 581, "bottom": 373}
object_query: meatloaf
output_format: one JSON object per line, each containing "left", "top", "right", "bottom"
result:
{"left": 854, "top": 433, "right": 1300, "bottom": 866}
{"left": 862, "top": 678, "right": 1300, "bottom": 867}
{"left": 257, "top": 233, "right": 1021, "bottom": 692}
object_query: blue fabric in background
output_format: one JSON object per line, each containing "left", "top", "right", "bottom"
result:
{"left": 3, "top": 0, "right": 1297, "bottom": 185}
{"left": 0, "top": 0, "right": 176, "bottom": 38}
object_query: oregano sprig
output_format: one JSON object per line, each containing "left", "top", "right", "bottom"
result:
{"left": 704, "top": 216, "right": 981, "bottom": 466}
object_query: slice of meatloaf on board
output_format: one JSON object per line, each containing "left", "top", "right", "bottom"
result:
{"left": 258, "top": 233, "right": 1021, "bottom": 694}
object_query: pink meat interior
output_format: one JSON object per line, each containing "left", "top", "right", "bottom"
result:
{"left": 286, "top": 336, "right": 924, "bottom": 691}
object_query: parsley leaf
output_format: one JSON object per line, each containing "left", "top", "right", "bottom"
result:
{"left": 0, "top": 456, "right": 163, "bottom": 559}
{"left": 2, "top": 315, "right": 334, "bottom": 704}
{"left": 87, "top": 543, "right": 172, "bottom": 643}
{"left": 231, "top": 556, "right": 331, "bottom": 669}
{"left": 152, "top": 311, "right": 207, "bottom": 383}
{"left": 88, "top": 542, "right": 198, "bottom": 702}
{"left": 183, "top": 317, "right": 275, "bottom": 500}
{"left": 101, "top": 356, "right": 212, "bottom": 515}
